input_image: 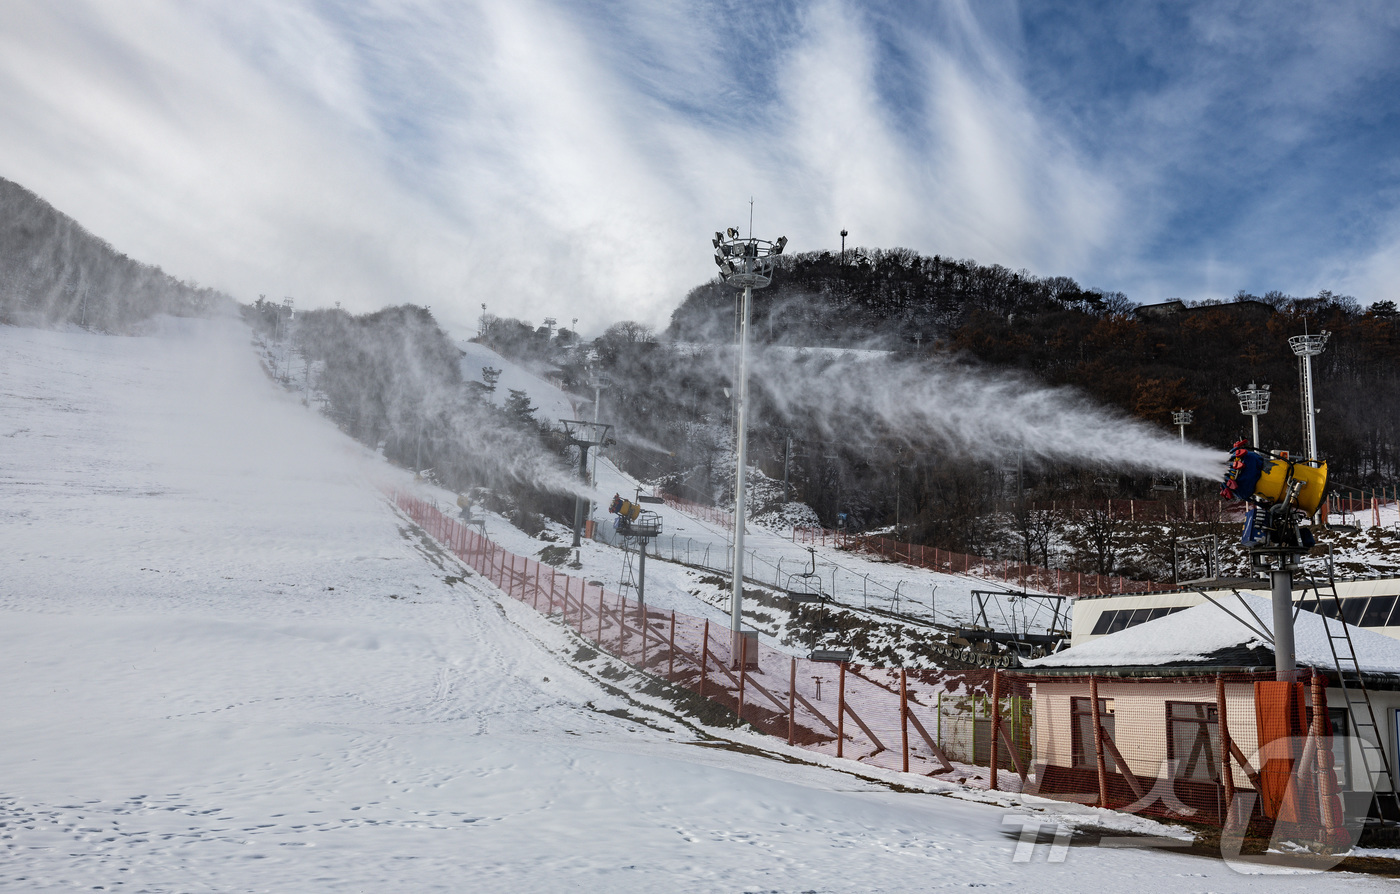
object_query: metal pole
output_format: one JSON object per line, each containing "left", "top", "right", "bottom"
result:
{"left": 1179, "top": 420, "right": 1188, "bottom": 503}
{"left": 731, "top": 282, "right": 753, "bottom": 652}
{"left": 1252, "top": 414, "right": 1260, "bottom": 450}
{"left": 1299, "top": 352, "right": 1310, "bottom": 461}
{"left": 1272, "top": 564, "right": 1297, "bottom": 682}
{"left": 572, "top": 444, "right": 589, "bottom": 548}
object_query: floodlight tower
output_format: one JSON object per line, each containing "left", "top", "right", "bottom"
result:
{"left": 1232, "top": 383, "right": 1271, "bottom": 448}
{"left": 560, "top": 419, "right": 612, "bottom": 548}
{"left": 1289, "top": 330, "right": 1330, "bottom": 466}
{"left": 1172, "top": 409, "right": 1193, "bottom": 503}
{"left": 713, "top": 225, "right": 787, "bottom": 659}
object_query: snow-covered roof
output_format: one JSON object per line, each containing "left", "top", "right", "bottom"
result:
{"left": 1024, "top": 592, "right": 1400, "bottom": 677}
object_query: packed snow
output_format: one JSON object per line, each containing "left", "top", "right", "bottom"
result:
{"left": 1028, "top": 592, "right": 1400, "bottom": 673}
{"left": 2, "top": 318, "right": 1394, "bottom": 890}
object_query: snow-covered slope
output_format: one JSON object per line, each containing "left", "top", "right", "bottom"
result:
{"left": 1, "top": 320, "right": 1389, "bottom": 890}
{"left": 458, "top": 339, "right": 581, "bottom": 422}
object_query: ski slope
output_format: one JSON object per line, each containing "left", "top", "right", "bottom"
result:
{"left": 458, "top": 340, "right": 582, "bottom": 422}
{"left": 1, "top": 318, "right": 1390, "bottom": 891}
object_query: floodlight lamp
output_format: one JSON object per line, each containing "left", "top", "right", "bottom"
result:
{"left": 712, "top": 237, "right": 721, "bottom": 249}
{"left": 774, "top": 236, "right": 788, "bottom": 254}
{"left": 714, "top": 254, "right": 725, "bottom": 268}
{"left": 727, "top": 227, "right": 739, "bottom": 239}
{"left": 715, "top": 231, "right": 724, "bottom": 244}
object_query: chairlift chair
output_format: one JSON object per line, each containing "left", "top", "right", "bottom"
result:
{"left": 784, "top": 546, "right": 826, "bottom": 604}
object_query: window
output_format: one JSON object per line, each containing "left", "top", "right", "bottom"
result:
{"left": 1329, "top": 708, "right": 1351, "bottom": 791}
{"left": 1166, "top": 702, "right": 1220, "bottom": 783}
{"left": 1126, "top": 608, "right": 1154, "bottom": 627}
{"left": 1071, "top": 697, "right": 1116, "bottom": 771}
{"left": 1342, "top": 597, "right": 1370, "bottom": 626}
{"left": 1361, "top": 595, "right": 1398, "bottom": 628}
{"left": 1105, "top": 610, "right": 1132, "bottom": 634}
{"left": 1312, "top": 597, "right": 1345, "bottom": 620}
{"left": 1090, "top": 610, "right": 1118, "bottom": 636}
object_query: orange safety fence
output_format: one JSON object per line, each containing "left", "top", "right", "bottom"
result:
{"left": 661, "top": 493, "right": 734, "bottom": 530}
{"left": 397, "top": 492, "right": 1363, "bottom": 841}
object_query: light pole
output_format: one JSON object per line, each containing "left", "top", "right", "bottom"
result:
{"left": 840, "top": 229, "right": 848, "bottom": 266}
{"left": 1232, "top": 383, "right": 1271, "bottom": 448}
{"left": 713, "top": 226, "right": 787, "bottom": 660}
{"left": 480, "top": 303, "right": 487, "bottom": 338}
{"left": 1172, "top": 409, "right": 1193, "bottom": 503}
{"left": 1289, "top": 330, "right": 1330, "bottom": 466}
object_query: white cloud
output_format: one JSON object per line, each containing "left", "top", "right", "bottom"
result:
{"left": 0, "top": 0, "right": 1170, "bottom": 337}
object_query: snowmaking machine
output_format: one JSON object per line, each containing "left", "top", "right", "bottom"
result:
{"left": 1219, "top": 440, "right": 1328, "bottom": 552}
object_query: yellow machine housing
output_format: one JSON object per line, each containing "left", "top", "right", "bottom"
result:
{"left": 1253, "top": 457, "right": 1328, "bottom": 515}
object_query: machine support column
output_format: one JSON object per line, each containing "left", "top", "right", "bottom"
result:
{"left": 1272, "top": 564, "right": 1296, "bottom": 682}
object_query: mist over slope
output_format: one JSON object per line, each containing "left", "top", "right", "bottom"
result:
{"left": 10, "top": 319, "right": 1369, "bottom": 891}
{"left": 0, "top": 176, "right": 231, "bottom": 330}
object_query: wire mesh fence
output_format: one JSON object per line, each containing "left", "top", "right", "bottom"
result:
{"left": 794, "top": 527, "right": 1167, "bottom": 598}
{"left": 398, "top": 492, "right": 1368, "bottom": 843}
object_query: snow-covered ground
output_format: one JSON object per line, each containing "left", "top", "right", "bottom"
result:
{"left": 3, "top": 318, "right": 1394, "bottom": 890}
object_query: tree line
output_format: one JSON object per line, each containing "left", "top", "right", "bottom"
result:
{"left": 0, "top": 177, "right": 230, "bottom": 330}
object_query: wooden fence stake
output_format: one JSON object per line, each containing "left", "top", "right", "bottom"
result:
{"left": 789, "top": 658, "right": 797, "bottom": 746}
{"left": 1216, "top": 674, "right": 1235, "bottom": 822}
{"left": 700, "top": 619, "right": 710, "bottom": 698}
{"left": 991, "top": 670, "right": 1002, "bottom": 790}
{"left": 1090, "top": 675, "right": 1109, "bottom": 808}
{"left": 837, "top": 662, "right": 847, "bottom": 759}
{"left": 900, "top": 669, "right": 910, "bottom": 774}
{"left": 737, "top": 636, "right": 747, "bottom": 725}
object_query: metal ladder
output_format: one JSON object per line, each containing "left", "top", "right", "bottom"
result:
{"left": 617, "top": 538, "right": 639, "bottom": 600}
{"left": 1300, "top": 564, "right": 1400, "bottom": 822}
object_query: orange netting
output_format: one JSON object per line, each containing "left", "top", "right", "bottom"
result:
{"left": 398, "top": 493, "right": 1361, "bottom": 842}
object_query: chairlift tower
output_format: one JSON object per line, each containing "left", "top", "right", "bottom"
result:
{"left": 1289, "top": 331, "right": 1329, "bottom": 466}
{"left": 1172, "top": 409, "right": 1193, "bottom": 503}
{"left": 1232, "top": 382, "right": 1271, "bottom": 448}
{"left": 712, "top": 225, "right": 787, "bottom": 657}
{"left": 561, "top": 420, "right": 612, "bottom": 548}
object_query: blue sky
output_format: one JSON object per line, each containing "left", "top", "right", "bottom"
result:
{"left": 2, "top": 1, "right": 1398, "bottom": 336}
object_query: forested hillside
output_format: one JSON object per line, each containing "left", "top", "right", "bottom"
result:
{"left": 0, "top": 177, "right": 230, "bottom": 330}
{"left": 661, "top": 248, "right": 1400, "bottom": 490}
{"left": 492, "top": 247, "right": 1395, "bottom": 561}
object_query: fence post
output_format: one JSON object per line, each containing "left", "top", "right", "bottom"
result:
{"left": 1090, "top": 675, "right": 1109, "bottom": 808}
{"left": 900, "top": 668, "right": 910, "bottom": 774}
{"left": 937, "top": 691, "right": 942, "bottom": 748}
{"left": 990, "top": 670, "right": 1002, "bottom": 790}
{"left": 700, "top": 619, "right": 710, "bottom": 698}
{"left": 789, "top": 658, "right": 797, "bottom": 746}
{"left": 971, "top": 694, "right": 977, "bottom": 769}
{"left": 577, "top": 577, "right": 585, "bottom": 631}
{"left": 668, "top": 611, "right": 676, "bottom": 680}
{"left": 1216, "top": 673, "right": 1235, "bottom": 823}
{"left": 837, "top": 662, "right": 847, "bottom": 759}
{"left": 597, "top": 589, "right": 604, "bottom": 643}
{"left": 1312, "top": 672, "right": 1345, "bottom": 845}
{"left": 737, "top": 636, "right": 748, "bottom": 725}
